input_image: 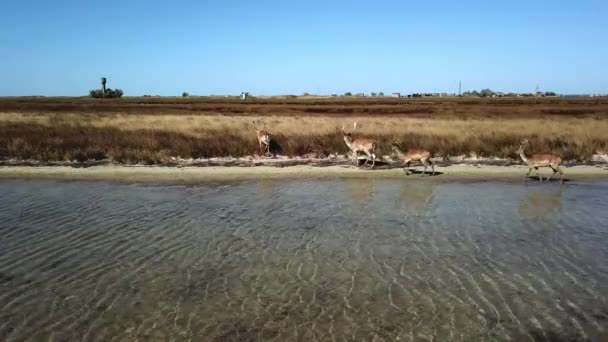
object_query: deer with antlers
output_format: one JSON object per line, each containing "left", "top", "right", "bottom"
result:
{"left": 391, "top": 143, "right": 435, "bottom": 176}
{"left": 342, "top": 122, "right": 377, "bottom": 168}
{"left": 253, "top": 120, "right": 272, "bottom": 156}
{"left": 518, "top": 139, "right": 564, "bottom": 183}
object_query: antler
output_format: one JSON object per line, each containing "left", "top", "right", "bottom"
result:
{"left": 252, "top": 120, "right": 260, "bottom": 131}
{"left": 391, "top": 133, "right": 399, "bottom": 145}
{"left": 342, "top": 122, "right": 359, "bottom": 134}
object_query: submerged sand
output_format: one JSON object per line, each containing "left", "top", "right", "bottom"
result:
{"left": 0, "top": 164, "right": 607, "bottom": 182}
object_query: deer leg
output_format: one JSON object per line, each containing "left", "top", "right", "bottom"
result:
{"left": 535, "top": 167, "right": 543, "bottom": 182}
{"left": 423, "top": 158, "right": 433, "bottom": 177}
{"left": 421, "top": 160, "right": 427, "bottom": 177}
{"left": 405, "top": 161, "right": 412, "bottom": 175}
{"left": 554, "top": 165, "right": 564, "bottom": 183}
{"left": 547, "top": 166, "right": 557, "bottom": 181}
{"left": 363, "top": 150, "right": 373, "bottom": 168}
{"left": 558, "top": 166, "right": 564, "bottom": 183}
{"left": 524, "top": 167, "right": 532, "bottom": 182}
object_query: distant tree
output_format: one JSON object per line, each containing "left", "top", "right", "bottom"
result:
{"left": 379, "top": 92, "right": 385, "bottom": 97}
{"left": 545, "top": 91, "right": 557, "bottom": 96}
{"left": 463, "top": 90, "right": 480, "bottom": 97}
{"left": 480, "top": 88, "right": 495, "bottom": 97}
{"left": 182, "top": 92, "right": 189, "bottom": 97}
{"left": 89, "top": 77, "right": 123, "bottom": 98}
{"left": 101, "top": 77, "right": 107, "bottom": 97}
{"left": 89, "top": 88, "right": 123, "bottom": 98}
{"left": 371, "top": 92, "right": 377, "bottom": 97}
{"left": 344, "top": 92, "right": 352, "bottom": 96}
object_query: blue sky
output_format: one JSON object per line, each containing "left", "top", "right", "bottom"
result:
{"left": 1, "top": 0, "right": 607, "bottom": 96}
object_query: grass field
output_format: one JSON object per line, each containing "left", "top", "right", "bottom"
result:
{"left": 1, "top": 97, "right": 607, "bottom": 164}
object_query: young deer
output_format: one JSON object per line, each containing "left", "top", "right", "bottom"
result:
{"left": 391, "top": 143, "right": 434, "bottom": 176}
{"left": 253, "top": 121, "right": 272, "bottom": 156}
{"left": 518, "top": 139, "right": 564, "bottom": 183}
{"left": 342, "top": 122, "right": 377, "bottom": 167}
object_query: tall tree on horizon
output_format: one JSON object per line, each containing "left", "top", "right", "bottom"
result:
{"left": 101, "top": 77, "right": 107, "bottom": 98}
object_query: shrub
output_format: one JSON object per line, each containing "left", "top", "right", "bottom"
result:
{"left": 480, "top": 88, "right": 495, "bottom": 97}
{"left": 89, "top": 88, "right": 124, "bottom": 98}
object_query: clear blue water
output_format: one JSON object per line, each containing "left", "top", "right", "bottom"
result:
{"left": 0, "top": 179, "right": 607, "bottom": 341}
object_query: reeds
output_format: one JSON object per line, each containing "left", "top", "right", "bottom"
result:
{"left": 1, "top": 97, "right": 606, "bottom": 164}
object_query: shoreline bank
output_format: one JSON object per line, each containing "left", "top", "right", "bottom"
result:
{"left": 1, "top": 163, "right": 607, "bottom": 183}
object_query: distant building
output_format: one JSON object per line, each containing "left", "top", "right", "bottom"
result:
{"left": 240, "top": 92, "right": 250, "bottom": 100}
{"left": 392, "top": 92, "right": 401, "bottom": 98}
{"left": 355, "top": 93, "right": 366, "bottom": 97}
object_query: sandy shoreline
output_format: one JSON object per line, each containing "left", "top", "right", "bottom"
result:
{"left": 1, "top": 164, "right": 607, "bottom": 183}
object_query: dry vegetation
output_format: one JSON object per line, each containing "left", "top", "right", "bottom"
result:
{"left": 1, "top": 97, "right": 607, "bottom": 164}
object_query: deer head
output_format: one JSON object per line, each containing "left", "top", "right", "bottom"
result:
{"left": 341, "top": 122, "right": 358, "bottom": 137}
{"left": 389, "top": 134, "right": 401, "bottom": 151}
{"left": 518, "top": 139, "right": 529, "bottom": 153}
{"left": 252, "top": 120, "right": 267, "bottom": 132}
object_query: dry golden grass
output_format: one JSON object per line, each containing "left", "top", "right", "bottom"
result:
{"left": 1, "top": 97, "right": 607, "bottom": 164}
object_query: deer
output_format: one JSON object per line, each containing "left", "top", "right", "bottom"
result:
{"left": 342, "top": 122, "right": 377, "bottom": 168}
{"left": 252, "top": 120, "right": 272, "bottom": 156}
{"left": 391, "top": 143, "right": 435, "bottom": 176}
{"left": 518, "top": 138, "right": 564, "bottom": 183}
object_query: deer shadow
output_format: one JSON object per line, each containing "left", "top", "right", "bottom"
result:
{"left": 525, "top": 175, "right": 570, "bottom": 183}
{"left": 352, "top": 159, "right": 444, "bottom": 175}
{"left": 402, "top": 168, "right": 444, "bottom": 177}
{"left": 353, "top": 158, "right": 392, "bottom": 168}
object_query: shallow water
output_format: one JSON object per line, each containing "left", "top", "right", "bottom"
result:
{"left": 0, "top": 178, "right": 607, "bottom": 341}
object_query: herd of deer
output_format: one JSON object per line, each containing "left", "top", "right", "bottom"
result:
{"left": 253, "top": 121, "right": 565, "bottom": 182}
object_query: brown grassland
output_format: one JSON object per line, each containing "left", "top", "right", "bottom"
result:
{"left": 0, "top": 96, "right": 607, "bottom": 164}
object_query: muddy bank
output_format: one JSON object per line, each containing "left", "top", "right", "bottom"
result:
{"left": 0, "top": 162, "right": 607, "bottom": 183}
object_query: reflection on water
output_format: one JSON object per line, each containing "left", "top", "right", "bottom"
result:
{"left": 0, "top": 179, "right": 607, "bottom": 341}
{"left": 344, "top": 177, "right": 376, "bottom": 204}
{"left": 398, "top": 181, "right": 436, "bottom": 212}
{"left": 518, "top": 187, "right": 563, "bottom": 220}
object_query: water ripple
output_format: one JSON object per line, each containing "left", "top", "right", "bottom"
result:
{"left": 0, "top": 178, "right": 607, "bottom": 341}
